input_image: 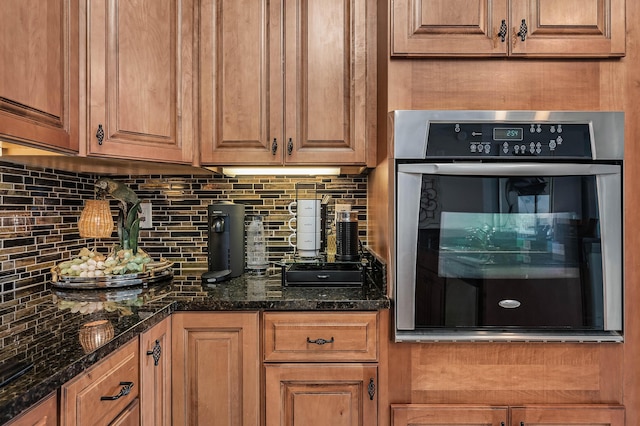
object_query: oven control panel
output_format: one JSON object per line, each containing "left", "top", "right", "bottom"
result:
{"left": 425, "top": 122, "right": 593, "bottom": 158}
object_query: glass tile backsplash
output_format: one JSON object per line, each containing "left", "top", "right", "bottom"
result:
{"left": 0, "top": 161, "right": 368, "bottom": 298}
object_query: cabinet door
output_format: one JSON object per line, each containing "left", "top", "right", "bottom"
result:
{"left": 0, "top": 0, "right": 79, "bottom": 152}
{"left": 391, "top": 0, "right": 509, "bottom": 57}
{"left": 86, "top": 0, "right": 194, "bottom": 163}
{"left": 509, "top": 0, "right": 625, "bottom": 57}
{"left": 60, "top": 339, "right": 139, "bottom": 425}
{"left": 140, "top": 316, "right": 171, "bottom": 426}
{"left": 283, "top": 0, "right": 369, "bottom": 165}
{"left": 171, "top": 312, "right": 260, "bottom": 426}
{"left": 510, "top": 405, "right": 625, "bottom": 426}
{"left": 5, "top": 392, "right": 57, "bottom": 426}
{"left": 265, "top": 363, "right": 377, "bottom": 426}
{"left": 110, "top": 399, "right": 141, "bottom": 426}
{"left": 198, "top": 0, "right": 283, "bottom": 165}
{"left": 391, "top": 404, "right": 508, "bottom": 426}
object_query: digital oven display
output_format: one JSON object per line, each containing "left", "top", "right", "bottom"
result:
{"left": 493, "top": 127, "right": 523, "bottom": 141}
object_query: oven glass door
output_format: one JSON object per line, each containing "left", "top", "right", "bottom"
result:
{"left": 395, "top": 163, "right": 622, "bottom": 335}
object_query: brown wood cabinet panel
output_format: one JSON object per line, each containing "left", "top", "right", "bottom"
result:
{"left": 263, "top": 311, "right": 378, "bottom": 362}
{"left": 510, "top": 405, "right": 625, "bottom": 425}
{"left": 283, "top": 0, "right": 369, "bottom": 165}
{"left": 0, "top": 0, "right": 79, "bottom": 152}
{"left": 5, "top": 392, "right": 57, "bottom": 426}
{"left": 110, "top": 399, "right": 141, "bottom": 426}
{"left": 60, "top": 338, "right": 139, "bottom": 425}
{"left": 85, "top": 0, "right": 194, "bottom": 163}
{"left": 199, "top": 0, "right": 371, "bottom": 166}
{"left": 264, "top": 363, "right": 378, "bottom": 426}
{"left": 391, "top": 404, "right": 508, "bottom": 426}
{"left": 509, "top": 0, "right": 626, "bottom": 57}
{"left": 391, "top": 0, "right": 508, "bottom": 57}
{"left": 386, "top": 341, "right": 623, "bottom": 405}
{"left": 140, "top": 316, "right": 171, "bottom": 426}
{"left": 171, "top": 312, "right": 260, "bottom": 426}
{"left": 392, "top": 0, "right": 625, "bottom": 57}
{"left": 198, "top": 0, "right": 283, "bottom": 165}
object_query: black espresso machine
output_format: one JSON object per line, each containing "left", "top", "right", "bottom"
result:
{"left": 202, "top": 201, "right": 245, "bottom": 283}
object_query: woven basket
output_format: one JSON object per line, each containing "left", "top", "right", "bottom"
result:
{"left": 78, "top": 200, "right": 114, "bottom": 238}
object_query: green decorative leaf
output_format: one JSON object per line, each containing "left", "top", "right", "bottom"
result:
{"left": 125, "top": 202, "right": 141, "bottom": 230}
{"left": 129, "top": 218, "right": 140, "bottom": 253}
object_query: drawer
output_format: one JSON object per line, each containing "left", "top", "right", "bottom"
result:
{"left": 263, "top": 311, "right": 378, "bottom": 362}
{"left": 61, "top": 338, "right": 139, "bottom": 425}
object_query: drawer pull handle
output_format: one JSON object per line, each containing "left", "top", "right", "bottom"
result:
{"left": 307, "top": 336, "right": 334, "bottom": 345}
{"left": 316, "top": 274, "right": 330, "bottom": 279}
{"left": 146, "top": 339, "right": 162, "bottom": 366}
{"left": 100, "top": 381, "right": 134, "bottom": 401}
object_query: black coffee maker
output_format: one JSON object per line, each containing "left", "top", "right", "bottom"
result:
{"left": 202, "top": 201, "right": 245, "bottom": 283}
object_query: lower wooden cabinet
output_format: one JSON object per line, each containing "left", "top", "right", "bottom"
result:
{"left": 391, "top": 404, "right": 625, "bottom": 426}
{"left": 263, "top": 311, "right": 380, "bottom": 426}
{"left": 171, "top": 312, "right": 260, "bottom": 426}
{"left": 265, "top": 363, "right": 378, "bottom": 426}
{"left": 140, "top": 316, "right": 171, "bottom": 426}
{"left": 60, "top": 338, "right": 139, "bottom": 425}
{"left": 511, "top": 405, "right": 625, "bottom": 425}
{"left": 5, "top": 392, "right": 57, "bottom": 426}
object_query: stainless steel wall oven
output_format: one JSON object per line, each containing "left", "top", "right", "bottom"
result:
{"left": 391, "top": 111, "right": 623, "bottom": 342}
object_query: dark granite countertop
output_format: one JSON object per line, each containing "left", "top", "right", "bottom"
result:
{"left": 0, "top": 261, "right": 389, "bottom": 423}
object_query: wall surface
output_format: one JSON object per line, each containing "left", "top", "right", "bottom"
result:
{"left": 0, "top": 161, "right": 368, "bottom": 362}
{"left": 374, "top": 0, "right": 638, "bottom": 420}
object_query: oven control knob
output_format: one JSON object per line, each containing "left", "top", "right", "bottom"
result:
{"left": 530, "top": 124, "right": 535, "bottom": 133}
{"left": 557, "top": 124, "right": 563, "bottom": 133}
{"left": 550, "top": 125, "right": 556, "bottom": 133}
{"left": 454, "top": 124, "right": 461, "bottom": 132}
{"left": 536, "top": 124, "right": 542, "bottom": 133}
{"left": 484, "top": 144, "right": 491, "bottom": 153}
{"left": 549, "top": 140, "right": 557, "bottom": 150}
{"left": 470, "top": 143, "right": 477, "bottom": 153}
{"left": 556, "top": 136, "right": 563, "bottom": 145}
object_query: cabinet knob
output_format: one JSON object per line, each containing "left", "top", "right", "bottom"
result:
{"left": 271, "top": 138, "right": 278, "bottom": 155}
{"left": 146, "top": 339, "right": 162, "bottom": 366}
{"left": 497, "top": 20, "right": 507, "bottom": 42}
{"left": 96, "top": 124, "right": 104, "bottom": 145}
{"left": 100, "top": 381, "right": 134, "bottom": 401}
{"left": 287, "top": 138, "right": 293, "bottom": 155}
{"left": 368, "top": 378, "right": 375, "bottom": 400}
{"left": 517, "top": 19, "right": 528, "bottom": 41}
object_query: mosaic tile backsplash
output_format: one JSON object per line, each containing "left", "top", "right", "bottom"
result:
{"left": 0, "top": 161, "right": 368, "bottom": 299}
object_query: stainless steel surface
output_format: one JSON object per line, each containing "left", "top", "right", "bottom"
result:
{"left": 391, "top": 110, "right": 624, "bottom": 160}
{"left": 391, "top": 110, "right": 624, "bottom": 343}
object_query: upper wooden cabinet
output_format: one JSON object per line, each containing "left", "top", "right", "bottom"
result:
{"left": 0, "top": 0, "right": 79, "bottom": 152}
{"left": 199, "top": 0, "right": 373, "bottom": 166}
{"left": 84, "top": 0, "right": 194, "bottom": 163}
{"left": 391, "top": 0, "right": 626, "bottom": 57}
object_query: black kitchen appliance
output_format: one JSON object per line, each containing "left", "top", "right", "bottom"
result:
{"left": 202, "top": 202, "right": 245, "bottom": 283}
{"left": 281, "top": 261, "right": 365, "bottom": 287}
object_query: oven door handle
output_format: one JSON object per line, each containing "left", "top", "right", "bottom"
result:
{"left": 397, "top": 163, "right": 620, "bottom": 176}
